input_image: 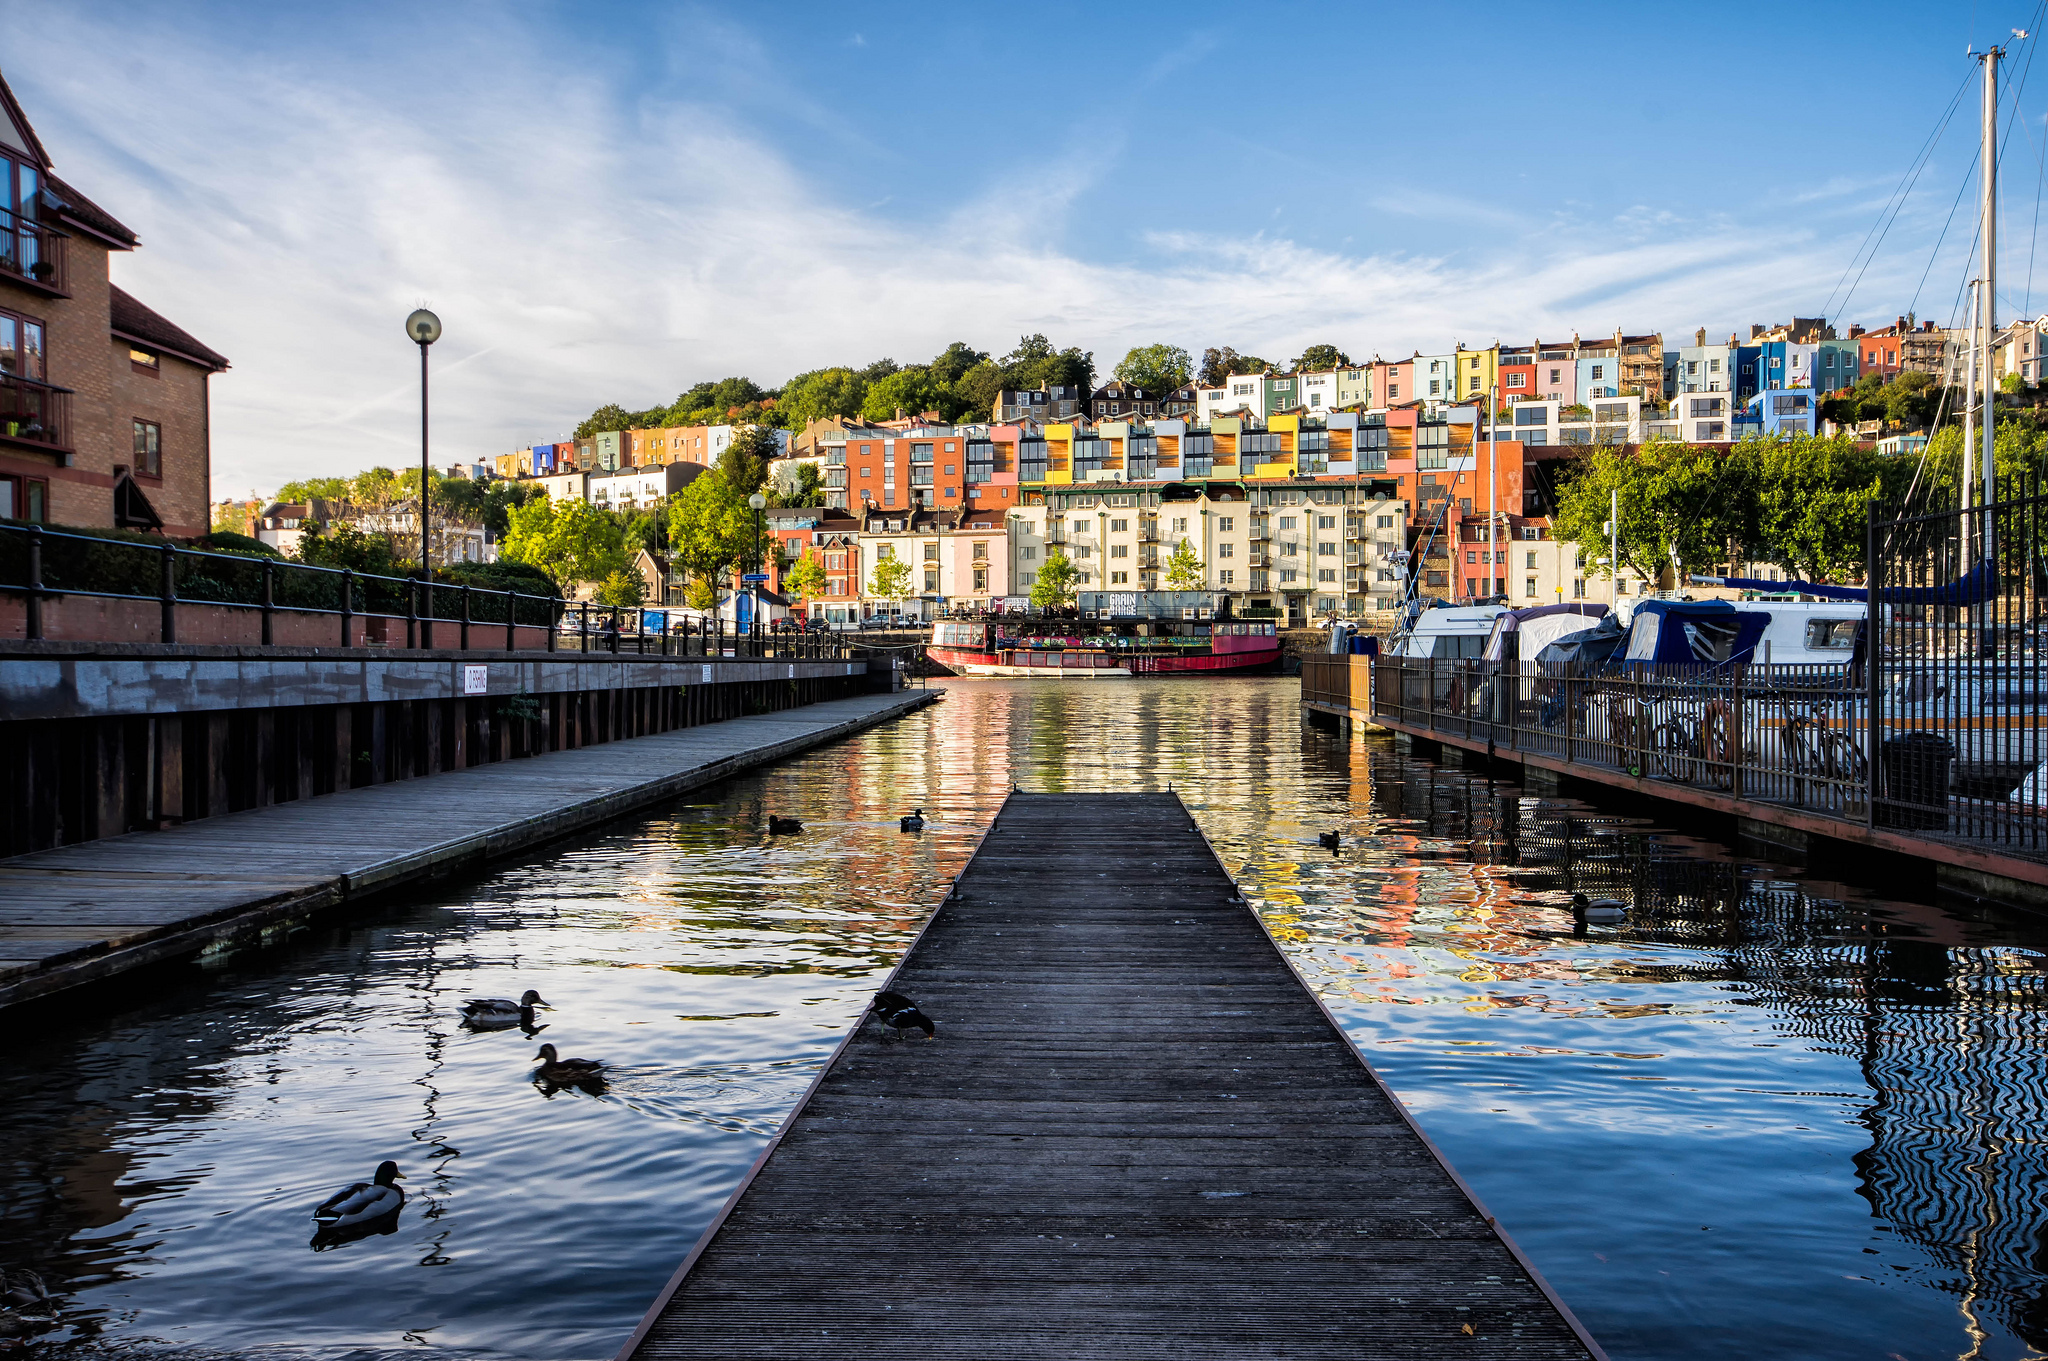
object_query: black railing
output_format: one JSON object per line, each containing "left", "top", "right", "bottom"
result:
{"left": 0, "top": 373, "right": 71, "bottom": 448}
{"left": 0, "top": 521, "right": 850, "bottom": 660}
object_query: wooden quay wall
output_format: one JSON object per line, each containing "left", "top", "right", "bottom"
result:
{"left": 621, "top": 791, "right": 1605, "bottom": 1361}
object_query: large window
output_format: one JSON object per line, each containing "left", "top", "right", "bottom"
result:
{"left": 0, "top": 151, "right": 48, "bottom": 283}
{"left": 0, "top": 473, "right": 47, "bottom": 521}
{"left": 0, "top": 308, "right": 47, "bottom": 380}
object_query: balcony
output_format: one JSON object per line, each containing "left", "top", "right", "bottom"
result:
{"left": 1248, "top": 525, "right": 1272, "bottom": 542}
{"left": 0, "top": 373, "right": 73, "bottom": 452}
{"left": 1247, "top": 551, "right": 1269, "bottom": 569}
{"left": 1137, "top": 524, "right": 1159, "bottom": 542}
{"left": 0, "top": 216, "right": 69, "bottom": 297}
{"left": 1345, "top": 551, "right": 1363, "bottom": 567}
{"left": 1345, "top": 522, "right": 1367, "bottom": 539}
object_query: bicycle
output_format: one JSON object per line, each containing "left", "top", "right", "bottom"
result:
{"left": 1782, "top": 701, "right": 1866, "bottom": 786}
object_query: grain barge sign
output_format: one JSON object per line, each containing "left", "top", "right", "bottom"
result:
{"left": 1107, "top": 593, "right": 1139, "bottom": 615}
{"left": 462, "top": 664, "right": 489, "bottom": 695}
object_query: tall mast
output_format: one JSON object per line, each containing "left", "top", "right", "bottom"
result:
{"left": 1980, "top": 43, "right": 2000, "bottom": 523}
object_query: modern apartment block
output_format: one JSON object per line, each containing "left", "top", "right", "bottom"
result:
{"left": 0, "top": 69, "right": 228, "bottom": 536}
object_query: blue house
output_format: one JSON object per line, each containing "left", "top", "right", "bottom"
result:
{"left": 1738, "top": 389, "right": 1816, "bottom": 438}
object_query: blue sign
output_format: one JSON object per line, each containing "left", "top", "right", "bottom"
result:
{"left": 735, "top": 593, "right": 752, "bottom": 628}
{"left": 741, "top": 573, "right": 769, "bottom": 583}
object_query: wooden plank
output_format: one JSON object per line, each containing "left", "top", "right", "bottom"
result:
{"left": 620, "top": 792, "right": 1604, "bottom": 1361}
{"left": 0, "top": 690, "right": 940, "bottom": 1009}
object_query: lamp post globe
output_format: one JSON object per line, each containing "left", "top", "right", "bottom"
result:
{"left": 406, "top": 309, "right": 442, "bottom": 346}
{"left": 747, "top": 492, "right": 768, "bottom": 625}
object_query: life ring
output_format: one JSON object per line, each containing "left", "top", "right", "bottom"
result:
{"left": 1700, "top": 699, "right": 1734, "bottom": 767}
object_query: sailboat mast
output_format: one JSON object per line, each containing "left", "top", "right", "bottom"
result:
{"left": 1980, "top": 44, "right": 1999, "bottom": 520}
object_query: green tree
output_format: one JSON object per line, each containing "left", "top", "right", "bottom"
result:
{"left": 1030, "top": 545, "right": 1079, "bottom": 610}
{"left": 622, "top": 510, "right": 664, "bottom": 557}
{"left": 1162, "top": 535, "right": 1205, "bottom": 590}
{"left": 717, "top": 425, "right": 779, "bottom": 492}
{"left": 275, "top": 476, "right": 350, "bottom": 505}
{"left": 1040, "top": 346, "right": 1096, "bottom": 393}
{"left": 500, "top": 496, "right": 629, "bottom": 593}
{"left": 784, "top": 546, "right": 829, "bottom": 601}
{"left": 350, "top": 466, "right": 401, "bottom": 508}
{"left": 596, "top": 569, "right": 647, "bottom": 609}
{"left": 1885, "top": 370, "right": 1939, "bottom": 427}
{"left": 953, "top": 359, "right": 1007, "bottom": 421}
{"left": 861, "top": 366, "right": 951, "bottom": 422}
{"left": 781, "top": 367, "right": 868, "bottom": 427}
{"left": 860, "top": 357, "right": 902, "bottom": 384}
{"left": 1551, "top": 440, "right": 1750, "bottom": 584}
{"left": 1292, "top": 343, "right": 1352, "bottom": 372}
{"left": 927, "top": 341, "right": 989, "bottom": 386}
{"left": 1744, "top": 433, "right": 1904, "bottom": 581}
{"left": 2002, "top": 371, "right": 2029, "bottom": 396}
{"left": 296, "top": 522, "right": 397, "bottom": 575}
{"left": 869, "top": 552, "right": 913, "bottom": 604}
{"left": 773, "top": 462, "right": 825, "bottom": 507}
{"left": 666, "top": 467, "right": 755, "bottom": 597}
{"left": 684, "top": 577, "right": 719, "bottom": 611}
{"left": 1114, "top": 344, "right": 1193, "bottom": 394}
{"left": 575, "top": 403, "right": 636, "bottom": 439}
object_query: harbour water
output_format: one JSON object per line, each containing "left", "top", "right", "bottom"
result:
{"left": 4, "top": 678, "right": 2044, "bottom": 1360}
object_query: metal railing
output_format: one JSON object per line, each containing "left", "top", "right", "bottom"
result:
{"left": 0, "top": 374, "right": 71, "bottom": 448}
{"left": 0, "top": 521, "right": 849, "bottom": 660}
{"left": 0, "top": 211, "right": 67, "bottom": 293}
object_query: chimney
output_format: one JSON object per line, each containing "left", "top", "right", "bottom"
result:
{"left": 895, "top": 408, "right": 905, "bottom": 420}
{"left": 1695, "top": 327, "right": 1706, "bottom": 348}
{"left": 1897, "top": 315, "right": 1908, "bottom": 332}
{"left": 1750, "top": 324, "right": 1764, "bottom": 340}
{"left": 1848, "top": 324, "right": 1865, "bottom": 339}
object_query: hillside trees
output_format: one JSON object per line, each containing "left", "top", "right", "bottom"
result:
{"left": 1114, "top": 344, "right": 1193, "bottom": 393}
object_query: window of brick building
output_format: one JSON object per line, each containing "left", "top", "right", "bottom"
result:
{"left": 133, "top": 419, "right": 162, "bottom": 477}
{"left": 130, "top": 347, "right": 160, "bottom": 376}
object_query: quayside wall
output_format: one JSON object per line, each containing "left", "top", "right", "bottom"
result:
{"left": 0, "top": 641, "right": 891, "bottom": 856}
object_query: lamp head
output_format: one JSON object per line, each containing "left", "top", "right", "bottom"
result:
{"left": 748, "top": 492, "right": 768, "bottom": 510}
{"left": 406, "top": 309, "right": 442, "bottom": 346}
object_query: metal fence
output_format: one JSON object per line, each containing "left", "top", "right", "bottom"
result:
{"left": 0, "top": 521, "right": 845, "bottom": 660}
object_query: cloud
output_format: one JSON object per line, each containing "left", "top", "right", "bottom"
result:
{"left": 6, "top": 8, "right": 1969, "bottom": 501}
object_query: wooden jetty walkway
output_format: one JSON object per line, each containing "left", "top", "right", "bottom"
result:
{"left": 0, "top": 689, "right": 939, "bottom": 1009}
{"left": 620, "top": 792, "right": 1603, "bottom": 1360}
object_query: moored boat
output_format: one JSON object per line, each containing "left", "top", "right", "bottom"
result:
{"left": 929, "top": 618, "right": 1281, "bottom": 678}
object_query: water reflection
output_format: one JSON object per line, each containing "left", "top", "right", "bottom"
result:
{"left": 1, "top": 679, "right": 2045, "bottom": 1361}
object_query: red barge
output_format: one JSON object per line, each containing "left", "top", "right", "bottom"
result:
{"left": 927, "top": 618, "right": 1282, "bottom": 678}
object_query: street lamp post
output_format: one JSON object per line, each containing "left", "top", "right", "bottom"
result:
{"left": 406, "top": 309, "right": 441, "bottom": 646}
{"left": 748, "top": 491, "right": 768, "bottom": 634}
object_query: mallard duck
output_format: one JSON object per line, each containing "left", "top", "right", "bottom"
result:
{"left": 900, "top": 808, "right": 925, "bottom": 832}
{"left": 872, "top": 990, "right": 936, "bottom": 1041}
{"left": 768, "top": 815, "right": 803, "bottom": 835}
{"left": 1571, "top": 892, "right": 1628, "bottom": 925}
{"left": 0, "top": 1268, "right": 47, "bottom": 1314}
{"left": 461, "top": 989, "right": 548, "bottom": 1021}
{"left": 532, "top": 1044, "right": 605, "bottom": 1082}
{"left": 312, "top": 1161, "right": 405, "bottom": 1228}
{"left": 1318, "top": 830, "right": 1341, "bottom": 851}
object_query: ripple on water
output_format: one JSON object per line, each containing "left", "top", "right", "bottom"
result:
{"left": 4, "top": 680, "right": 2048, "bottom": 1361}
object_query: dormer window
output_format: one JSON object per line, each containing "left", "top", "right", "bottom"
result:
{"left": 130, "top": 347, "right": 159, "bottom": 375}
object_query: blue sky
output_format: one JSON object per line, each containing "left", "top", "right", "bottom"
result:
{"left": 11, "top": 1, "right": 2048, "bottom": 495}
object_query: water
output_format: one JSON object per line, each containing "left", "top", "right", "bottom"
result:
{"left": 4, "top": 678, "right": 2046, "bottom": 1360}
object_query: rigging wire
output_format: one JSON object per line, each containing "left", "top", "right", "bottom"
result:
{"left": 1826, "top": 68, "right": 1975, "bottom": 323}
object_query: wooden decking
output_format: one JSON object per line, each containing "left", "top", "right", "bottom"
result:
{"left": 622, "top": 792, "right": 1603, "bottom": 1360}
{"left": 0, "top": 689, "right": 939, "bottom": 1008}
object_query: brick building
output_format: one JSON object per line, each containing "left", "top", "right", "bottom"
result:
{"left": 0, "top": 70, "right": 227, "bottom": 536}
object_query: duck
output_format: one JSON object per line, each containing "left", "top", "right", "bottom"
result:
{"left": 1571, "top": 892, "right": 1629, "bottom": 925}
{"left": 900, "top": 808, "right": 925, "bottom": 832}
{"left": 461, "top": 989, "right": 548, "bottom": 1022}
{"left": 532, "top": 1043, "right": 605, "bottom": 1083}
{"left": 872, "top": 990, "right": 936, "bottom": 1041}
{"left": 312, "top": 1161, "right": 405, "bottom": 1229}
{"left": 1318, "top": 830, "right": 1341, "bottom": 851}
{"left": 0, "top": 1268, "right": 47, "bottom": 1314}
{"left": 768, "top": 815, "right": 803, "bottom": 835}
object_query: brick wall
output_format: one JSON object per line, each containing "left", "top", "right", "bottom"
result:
{"left": 112, "top": 338, "right": 212, "bottom": 537}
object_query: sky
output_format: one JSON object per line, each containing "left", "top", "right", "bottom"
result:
{"left": 10, "top": 1, "right": 2048, "bottom": 499}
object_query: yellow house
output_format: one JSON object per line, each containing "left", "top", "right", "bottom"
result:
{"left": 1453, "top": 343, "right": 1500, "bottom": 407}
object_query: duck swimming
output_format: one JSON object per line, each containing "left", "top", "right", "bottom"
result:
{"left": 900, "top": 808, "right": 925, "bottom": 832}
{"left": 1571, "top": 892, "right": 1628, "bottom": 925}
{"left": 461, "top": 989, "right": 548, "bottom": 1021}
{"left": 312, "top": 1161, "right": 405, "bottom": 1229}
{"left": 1318, "top": 830, "right": 1341, "bottom": 851}
{"left": 768, "top": 815, "right": 803, "bottom": 835}
{"left": 532, "top": 1043, "right": 606, "bottom": 1083}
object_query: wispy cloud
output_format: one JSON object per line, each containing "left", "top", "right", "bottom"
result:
{"left": 6, "top": 8, "right": 1970, "bottom": 500}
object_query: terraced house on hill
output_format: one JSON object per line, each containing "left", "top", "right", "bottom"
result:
{"left": 0, "top": 69, "right": 227, "bottom": 537}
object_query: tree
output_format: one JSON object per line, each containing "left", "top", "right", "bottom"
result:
{"left": 1040, "top": 345, "right": 1096, "bottom": 394}
{"left": 1197, "top": 346, "right": 1270, "bottom": 387}
{"left": 1030, "top": 545, "right": 1079, "bottom": 610}
{"left": 861, "top": 366, "right": 951, "bottom": 422}
{"left": 1292, "top": 343, "right": 1352, "bottom": 373}
{"left": 684, "top": 577, "right": 719, "bottom": 611}
{"left": 2003, "top": 371, "right": 2029, "bottom": 396}
{"left": 297, "top": 522, "right": 397, "bottom": 575}
{"left": 773, "top": 462, "right": 825, "bottom": 507}
{"left": 869, "top": 552, "right": 913, "bottom": 605}
{"left": 781, "top": 367, "right": 867, "bottom": 428}
{"left": 596, "top": 569, "right": 648, "bottom": 609}
{"left": 1113, "top": 344, "right": 1193, "bottom": 394}
{"left": 574, "top": 403, "right": 636, "bottom": 439}
{"left": 717, "top": 425, "right": 779, "bottom": 492}
{"left": 927, "top": 341, "right": 989, "bottom": 386}
{"left": 275, "top": 476, "right": 350, "bottom": 505}
{"left": 500, "top": 495, "right": 629, "bottom": 593}
{"left": 666, "top": 467, "right": 755, "bottom": 597}
{"left": 1744, "top": 434, "right": 1903, "bottom": 581}
{"left": 622, "top": 510, "right": 664, "bottom": 557}
{"left": 1551, "top": 441, "right": 1750, "bottom": 585}
{"left": 1162, "top": 535, "right": 1205, "bottom": 590}
{"left": 784, "top": 546, "right": 829, "bottom": 601}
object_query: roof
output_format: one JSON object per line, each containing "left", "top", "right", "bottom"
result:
{"left": 110, "top": 285, "right": 228, "bottom": 370}
{"left": 47, "top": 174, "right": 138, "bottom": 249}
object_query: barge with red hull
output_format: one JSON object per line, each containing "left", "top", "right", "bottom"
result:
{"left": 928, "top": 618, "right": 1282, "bottom": 677}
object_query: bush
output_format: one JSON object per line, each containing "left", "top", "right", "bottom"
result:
{"left": 437, "top": 559, "right": 559, "bottom": 598}
{"left": 195, "top": 530, "right": 282, "bottom": 557}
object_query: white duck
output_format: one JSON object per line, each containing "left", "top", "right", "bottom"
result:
{"left": 460, "top": 989, "right": 548, "bottom": 1023}
{"left": 1571, "top": 893, "right": 1629, "bottom": 925}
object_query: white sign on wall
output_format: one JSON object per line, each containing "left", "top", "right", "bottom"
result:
{"left": 462, "top": 664, "right": 489, "bottom": 695}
